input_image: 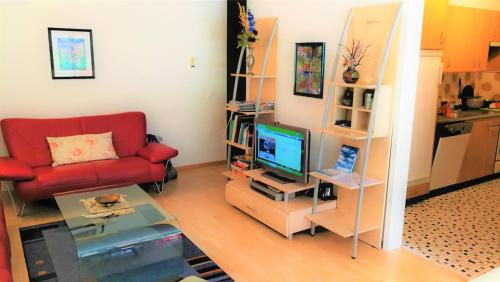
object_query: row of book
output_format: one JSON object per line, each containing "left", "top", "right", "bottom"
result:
{"left": 228, "top": 114, "right": 254, "bottom": 147}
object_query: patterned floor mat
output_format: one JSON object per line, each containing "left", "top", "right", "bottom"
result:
{"left": 403, "top": 179, "right": 499, "bottom": 279}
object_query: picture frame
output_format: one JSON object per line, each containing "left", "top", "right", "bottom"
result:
{"left": 293, "top": 42, "right": 325, "bottom": 99}
{"left": 48, "top": 27, "right": 95, "bottom": 79}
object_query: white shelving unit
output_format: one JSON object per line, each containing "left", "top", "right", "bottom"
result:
{"left": 222, "top": 17, "right": 278, "bottom": 177}
{"left": 307, "top": 5, "right": 402, "bottom": 259}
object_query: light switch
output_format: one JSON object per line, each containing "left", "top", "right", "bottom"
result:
{"left": 190, "top": 57, "right": 196, "bottom": 68}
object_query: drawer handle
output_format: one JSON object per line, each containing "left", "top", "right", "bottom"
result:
{"left": 246, "top": 205, "right": 257, "bottom": 213}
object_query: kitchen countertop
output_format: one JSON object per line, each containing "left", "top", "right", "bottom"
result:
{"left": 436, "top": 110, "right": 500, "bottom": 124}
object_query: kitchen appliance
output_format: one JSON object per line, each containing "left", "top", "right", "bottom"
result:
{"left": 487, "top": 42, "right": 500, "bottom": 72}
{"left": 465, "top": 96, "right": 485, "bottom": 109}
{"left": 459, "top": 84, "right": 474, "bottom": 111}
{"left": 430, "top": 122, "right": 472, "bottom": 190}
{"left": 408, "top": 50, "right": 443, "bottom": 187}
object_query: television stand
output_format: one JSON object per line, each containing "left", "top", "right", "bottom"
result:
{"left": 261, "top": 171, "right": 296, "bottom": 184}
{"left": 225, "top": 169, "right": 335, "bottom": 239}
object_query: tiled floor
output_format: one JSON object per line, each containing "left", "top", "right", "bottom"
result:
{"left": 403, "top": 179, "right": 499, "bottom": 279}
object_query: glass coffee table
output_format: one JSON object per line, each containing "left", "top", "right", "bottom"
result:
{"left": 54, "top": 185, "right": 187, "bottom": 281}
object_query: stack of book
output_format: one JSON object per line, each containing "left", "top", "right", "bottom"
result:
{"left": 231, "top": 155, "right": 251, "bottom": 172}
{"left": 227, "top": 100, "right": 275, "bottom": 113}
{"left": 261, "top": 100, "right": 274, "bottom": 111}
{"left": 228, "top": 114, "right": 254, "bottom": 147}
{"left": 227, "top": 101, "right": 256, "bottom": 112}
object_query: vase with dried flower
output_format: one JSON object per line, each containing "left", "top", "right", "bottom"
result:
{"left": 341, "top": 39, "right": 370, "bottom": 84}
{"left": 237, "top": 3, "right": 258, "bottom": 75}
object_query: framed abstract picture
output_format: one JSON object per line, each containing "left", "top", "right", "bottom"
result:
{"left": 48, "top": 28, "right": 95, "bottom": 79}
{"left": 293, "top": 42, "right": 325, "bottom": 99}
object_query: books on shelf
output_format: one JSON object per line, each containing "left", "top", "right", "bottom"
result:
{"left": 228, "top": 114, "right": 254, "bottom": 147}
{"left": 231, "top": 154, "right": 251, "bottom": 172}
{"left": 318, "top": 144, "right": 360, "bottom": 179}
{"left": 227, "top": 100, "right": 274, "bottom": 112}
{"left": 334, "top": 145, "right": 359, "bottom": 173}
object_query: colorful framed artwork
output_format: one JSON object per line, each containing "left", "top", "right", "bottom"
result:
{"left": 293, "top": 42, "right": 325, "bottom": 99}
{"left": 48, "top": 28, "right": 95, "bottom": 79}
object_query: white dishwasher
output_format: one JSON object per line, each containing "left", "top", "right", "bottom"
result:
{"left": 430, "top": 122, "right": 473, "bottom": 190}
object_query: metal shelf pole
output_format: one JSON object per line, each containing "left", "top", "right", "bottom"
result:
{"left": 351, "top": 4, "right": 402, "bottom": 259}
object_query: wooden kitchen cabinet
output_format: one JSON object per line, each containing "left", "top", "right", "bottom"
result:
{"left": 442, "top": 5, "right": 469, "bottom": 72}
{"left": 421, "top": 0, "right": 448, "bottom": 50}
{"left": 458, "top": 118, "right": 500, "bottom": 183}
{"left": 442, "top": 6, "right": 494, "bottom": 72}
{"left": 475, "top": 10, "right": 493, "bottom": 71}
{"left": 492, "top": 11, "right": 500, "bottom": 41}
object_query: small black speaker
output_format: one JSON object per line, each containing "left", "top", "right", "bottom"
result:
{"left": 303, "top": 183, "right": 337, "bottom": 201}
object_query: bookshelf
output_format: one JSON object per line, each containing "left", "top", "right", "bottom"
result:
{"left": 307, "top": 5, "right": 402, "bottom": 259}
{"left": 222, "top": 17, "right": 278, "bottom": 178}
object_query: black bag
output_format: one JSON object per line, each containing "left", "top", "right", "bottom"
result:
{"left": 147, "top": 134, "right": 178, "bottom": 181}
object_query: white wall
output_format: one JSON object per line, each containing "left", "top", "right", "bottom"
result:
{"left": 0, "top": 0, "right": 227, "bottom": 166}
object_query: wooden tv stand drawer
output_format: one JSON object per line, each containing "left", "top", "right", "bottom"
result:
{"left": 225, "top": 180, "right": 336, "bottom": 239}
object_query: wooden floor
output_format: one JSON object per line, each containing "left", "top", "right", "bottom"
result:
{"left": 3, "top": 164, "right": 465, "bottom": 282}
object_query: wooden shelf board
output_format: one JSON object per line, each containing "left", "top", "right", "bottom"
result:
{"left": 224, "top": 140, "right": 252, "bottom": 152}
{"left": 225, "top": 107, "right": 274, "bottom": 115}
{"left": 336, "top": 105, "right": 353, "bottom": 110}
{"left": 228, "top": 179, "right": 336, "bottom": 213}
{"left": 309, "top": 171, "right": 383, "bottom": 190}
{"left": 221, "top": 170, "right": 248, "bottom": 181}
{"left": 315, "top": 126, "right": 368, "bottom": 140}
{"left": 356, "top": 107, "right": 372, "bottom": 113}
{"left": 230, "top": 73, "right": 276, "bottom": 79}
{"left": 243, "top": 169, "right": 315, "bottom": 194}
{"left": 330, "top": 81, "right": 377, "bottom": 89}
{"left": 306, "top": 209, "right": 379, "bottom": 238}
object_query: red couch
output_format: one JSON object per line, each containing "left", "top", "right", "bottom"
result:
{"left": 0, "top": 201, "right": 12, "bottom": 282}
{"left": 0, "top": 112, "right": 178, "bottom": 205}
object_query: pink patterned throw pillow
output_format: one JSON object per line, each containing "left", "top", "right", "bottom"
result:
{"left": 46, "top": 132, "right": 118, "bottom": 167}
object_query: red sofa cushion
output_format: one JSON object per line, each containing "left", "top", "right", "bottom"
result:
{"left": 16, "top": 157, "right": 166, "bottom": 202}
{"left": 0, "top": 157, "right": 35, "bottom": 180}
{"left": 1, "top": 112, "right": 146, "bottom": 168}
{"left": 137, "top": 143, "right": 178, "bottom": 163}
{"left": 17, "top": 163, "right": 98, "bottom": 202}
{"left": 93, "top": 157, "right": 165, "bottom": 186}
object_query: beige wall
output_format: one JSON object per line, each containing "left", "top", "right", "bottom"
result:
{"left": 0, "top": 0, "right": 227, "bottom": 166}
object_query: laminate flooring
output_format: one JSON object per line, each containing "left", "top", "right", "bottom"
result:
{"left": 3, "top": 164, "right": 465, "bottom": 282}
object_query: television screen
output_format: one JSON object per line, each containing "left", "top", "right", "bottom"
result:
{"left": 255, "top": 122, "right": 310, "bottom": 183}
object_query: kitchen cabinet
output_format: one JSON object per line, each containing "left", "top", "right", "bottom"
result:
{"left": 492, "top": 11, "right": 500, "bottom": 41}
{"left": 442, "top": 5, "right": 469, "bottom": 72}
{"left": 475, "top": 10, "right": 493, "bottom": 71}
{"left": 421, "top": 0, "right": 448, "bottom": 50}
{"left": 458, "top": 117, "right": 500, "bottom": 183}
{"left": 442, "top": 6, "right": 494, "bottom": 72}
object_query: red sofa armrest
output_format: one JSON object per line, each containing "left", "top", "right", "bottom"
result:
{"left": 0, "top": 157, "right": 35, "bottom": 181}
{"left": 137, "top": 143, "right": 178, "bottom": 163}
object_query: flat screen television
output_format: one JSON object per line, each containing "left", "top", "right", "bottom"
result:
{"left": 254, "top": 121, "right": 310, "bottom": 184}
